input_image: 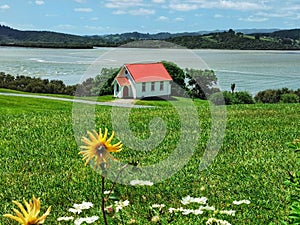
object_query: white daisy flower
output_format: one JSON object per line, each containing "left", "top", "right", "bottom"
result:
{"left": 168, "top": 207, "right": 177, "bottom": 213}
{"left": 192, "top": 209, "right": 204, "bottom": 215}
{"left": 200, "top": 205, "right": 215, "bottom": 211}
{"left": 115, "top": 200, "right": 130, "bottom": 212}
{"left": 220, "top": 210, "right": 236, "bottom": 216}
{"left": 206, "top": 218, "right": 232, "bottom": 225}
{"left": 74, "top": 216, "right": 99, "bottom": 225}
{"left": 68, "top": 208, "right": 82, "bottom": 214}
{"left": 73, "top": 201, "right": 93, "bottom": 210}
{"left": 181, "top": 196, "right": 207, "bottom": 205}
{"left": 130, "top": 180, "right": 154, "bottom": 186}
{"left": 232, "top": 199, "right": 251, "bottom": 205}
{"left": 151, "top": 204, "right": 165, "bottom": 210}
{"left": 57, "top": 216, "right": 74, "bottom": 221}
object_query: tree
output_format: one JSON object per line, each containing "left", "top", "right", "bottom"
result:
{"left": 162, "top": 61, "right": 187, "bottom": 96}
{"left": 228, "top": 29, "right": 235, "bottom": 35}
{"left": 231, "top": 83, "right": 236, "bottom": 93}
{"left": 91, "top": 67, "right": 120, "bottom": 96}
{"left": 186, "top": 68, "right": 219, "bottom": 99}
{"left": 76, "top": 78, "right": 94, "bottom": 96}
{"left": 280, "top": 93, "right": 299, "bottom": 103}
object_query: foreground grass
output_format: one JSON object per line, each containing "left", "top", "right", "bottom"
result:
{"left": 0, "top": 95, "right": 299, "bottom": 224}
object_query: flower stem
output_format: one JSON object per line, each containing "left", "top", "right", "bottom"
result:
{"left": 101, "top": 164, "right": 129, "bottom": 225}
{"left": 105, "top": 164, "right": 129, "bottom": 201}
{"left": 101, "top": 175, "right": 108, "bottom": 225}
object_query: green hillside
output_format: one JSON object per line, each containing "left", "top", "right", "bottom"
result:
{"left": 0, "top": 25, "right": 110, "bottom": 48}
{"left": 0, "top": 25, "right": 299, "bottom": 49}
{"left": 166, "top": 29, "right": 300, "bottom": 50}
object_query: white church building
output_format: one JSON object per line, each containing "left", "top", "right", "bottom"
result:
{"left": 112, "top": 62, "right": 173, "bottom": 99}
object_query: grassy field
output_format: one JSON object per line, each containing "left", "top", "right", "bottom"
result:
{"left": 0, "top": 88, "right": 115, "bottom": 102}
{"left": 0, "top": 94, "right": 299, "bottom": 224}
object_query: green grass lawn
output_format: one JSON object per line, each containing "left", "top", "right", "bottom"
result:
{"left": 0, "top": 88, "right": 115, "bottom": 102}
{"left": 0, "top": 95, "right": 299, "bottom": 224}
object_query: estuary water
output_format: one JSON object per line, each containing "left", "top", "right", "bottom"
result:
{"left": 0, "top": 46, "right": 299, "bottom": 95}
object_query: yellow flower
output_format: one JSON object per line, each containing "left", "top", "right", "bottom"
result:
{"left": 79, "top": 128, "right": 123, "bottom": 168}
{"left": 3, "top": 196, "right": 51, "bottom": 225}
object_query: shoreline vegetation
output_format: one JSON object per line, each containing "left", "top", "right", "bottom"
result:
{"left": 0, "top": 25, "right": 300, "bottom": 50}
{"left": 0, "top": 70, "right": 299, "bottom": 105}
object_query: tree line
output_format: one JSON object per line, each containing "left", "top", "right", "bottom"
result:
{"left": 0, "top": 62, "right": 221, "bottom": 99}
{"left": 1, "top": 66, "right": 299, "bottom": 105}
{"left": 209, "top": 87, "right": 300, "bottom": 105}
{"left": 0, "top": 73, "right": 77, "bottom": 95}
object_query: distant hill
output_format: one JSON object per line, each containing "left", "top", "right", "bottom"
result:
{"left": 0, "top": 25, "right": 299, "bottom": 49}
{"left": 253, "top": 29, "right": 300, "bottom": 40}
{"left": 98, "top": 29, "right": 281, "bottom": 42}
{"left": 236, "top": 28, "right": 280, "bottom": 34}
{"left": 0, "top": 25, "right": 109, "bottom": 48}
{"left": 166, "top": 29, "right": 300, "bottom": 50}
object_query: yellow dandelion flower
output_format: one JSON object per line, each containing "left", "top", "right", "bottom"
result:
{"left": 79, "top": 128, "right": 123, "bottom": 168}
{"left": 3, "top": 196, "right": 51, "bottom": 225}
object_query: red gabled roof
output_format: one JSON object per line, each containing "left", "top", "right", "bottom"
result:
{"left": 116, "top": 77, "right": 130, "bottom": 86}
{"left": 125, "top": 62, "right": 172, "bottom": 83}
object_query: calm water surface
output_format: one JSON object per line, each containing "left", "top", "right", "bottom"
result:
{"left": 1, "top": 47, "right": 299, "bottom": 94}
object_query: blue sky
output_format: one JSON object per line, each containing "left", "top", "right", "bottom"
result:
{"left": 0, "top": 0, "right": 299, "bottom": 35}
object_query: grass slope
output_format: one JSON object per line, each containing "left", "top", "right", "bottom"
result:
{"left": 0, "top": 88, "right": 115, "bottom": 102}
{"left": 0, "top": 95, "right": 299, "bottom": 224}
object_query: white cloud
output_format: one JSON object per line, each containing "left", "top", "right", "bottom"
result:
{"left": 112, "top": 10, "right": 126, "bottom": 15}
{"left": 129, "top": 8, "right": 155, "bottom": 15}
{"left": 282, "top": 5, "right": 300, "bottom": 12}
{"left": 84, "top": 25, "right": 105, "bottom": 31}
{"left": 239, "top": 15, "right": 269, "bottom": 22}
{"left": 105, "top": 0, "right": 145, "bottom": 9}
{"left": 255, "top": 3, "right": 300, "bottom": 21}
{"left": 157, "top": 15, "right": 169, "bottom": 20}
{"left": 74, "top": 0, "right": 86, "bottom": 3}
{"left": 214, "top": 14, "right": 224, "bottom": 18}
{"left": 217, "top": 1, "right": 264, "bottom": 10}
{"left": 56, "top": 24, "right": 76, "bottom": 30}
{"left": 45, "top": 13, "right": 58, "bottom": 17}
{"left": 152, "top": 0, "right": 165, "bottom": 3}
{"left": 169, "top": 3, "right": 198, "bottom": 11}
{"left": 256, "top": 11, "right": 291, "bottom": 18}
{"left": 112, "top": 6, "right": 155, "bottom": 16}
{"left": 174, "top": 17, "right": 184, "bottom": 21}
{"left": 0, "top": 4, "right": 10, "bottom": 10}
{"left": 169, "top": 0, "right": 268, "bottom": 11}
{"left": 74, "top": 8, "right": 93, "bottom": 12}
{"left": 35, "top": 0, "right": 45, "bottom": 5}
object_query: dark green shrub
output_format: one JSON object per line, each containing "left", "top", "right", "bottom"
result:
{"left": 254, "top": 88, "right": 298, "bottom": 104}
{"left": 234, "top": 91, "right": 255, "bottom": 104}
{"left": 209, "top": 91, "right": 254, "bottom": 105}
{"left": 254, "top": 89, "right": 280, "bottom": 103}
{"left": 209, "top": 92, "right": 226, "bottom": 105}
{"left": 280, "top": 93, "right": 299, "bottom": 103}
{"left": 222, "top": 91, "right": 236, "bottom": 105}
{"left": 209, "top": 91, "right": 235, "bottom": 105}
{"left": 294, "top": 89, "right": 300, "bottom": 99}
